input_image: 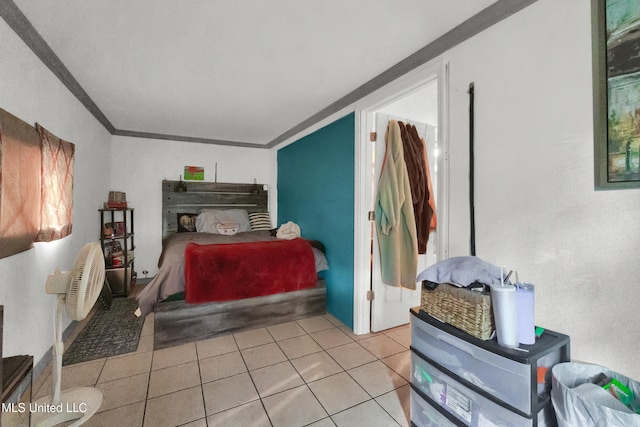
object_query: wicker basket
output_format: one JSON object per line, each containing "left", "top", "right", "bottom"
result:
{"left": 420, "top": 283, "right": 495, "bottom": 340}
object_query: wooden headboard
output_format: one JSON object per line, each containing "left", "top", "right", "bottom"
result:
{"left": 162, "top": 180, "right": 268, "bottom": 240}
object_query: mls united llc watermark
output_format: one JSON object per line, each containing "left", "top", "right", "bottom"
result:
{"left": 2, "top": 402, "right": 88, "bottom": 414}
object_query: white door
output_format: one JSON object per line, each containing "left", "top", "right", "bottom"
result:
{"left": 369, "top": 113, "right": 421, "bottom": 332}
{"left": 369, "top": 84, "right": 443, "bottom": 332}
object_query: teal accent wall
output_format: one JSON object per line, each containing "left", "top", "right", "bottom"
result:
{"left": 277, "top": 113, "right": 355, "bottom": 328}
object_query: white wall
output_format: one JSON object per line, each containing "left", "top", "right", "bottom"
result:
{"left": 0, "top": 20, "right": 111, "bottom": 364}
{"left": 109, "top": 137, "right": 271, "bottom": 278}
{"left": 445, "top": 0, "right": 640, "bottom": 379}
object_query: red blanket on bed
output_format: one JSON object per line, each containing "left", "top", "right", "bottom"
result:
{"left": 184, "top": 238, "right": 317, "bottom": 303}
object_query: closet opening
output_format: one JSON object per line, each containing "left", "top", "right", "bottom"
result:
{"left": 354, "top": 62, "right": 449, "bottom": 334}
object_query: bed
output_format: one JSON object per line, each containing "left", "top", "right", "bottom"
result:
{"left": 137, "top": 180, "right": 328, "bottom": 349}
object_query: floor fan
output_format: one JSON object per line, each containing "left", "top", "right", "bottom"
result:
{"left": 32, "top": 242, "right": 105, "bottom": 427}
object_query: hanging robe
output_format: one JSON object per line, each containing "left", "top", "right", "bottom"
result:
{"left": 375, "top": 120, "right": 418, "bottom": 289}
{"left": 400, "top": 123, "right": 430, "bottom": 254}
{"left": 406, "top": 124, "right": 436, "bottom": 253}
{"left": 421, "top": 131, "right": 438, "bottom": 233}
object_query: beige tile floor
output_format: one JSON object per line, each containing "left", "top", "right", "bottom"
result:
{"left": 31, "top": 302, "right": 412, "bottom": 427}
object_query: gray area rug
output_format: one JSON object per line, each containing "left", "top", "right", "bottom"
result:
{"left": 62, "top": 298, "right": 144, "bottom": 366}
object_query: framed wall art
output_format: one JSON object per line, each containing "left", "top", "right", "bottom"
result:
{"left": 184, "top": 166, "right": 204, "bottom": 181}
{"left": 593, "top": 0, "right": 640, "bottom": 189}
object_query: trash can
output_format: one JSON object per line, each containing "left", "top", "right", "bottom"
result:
{"left": 551, "top": 362, "right": 640, "bottom": 426}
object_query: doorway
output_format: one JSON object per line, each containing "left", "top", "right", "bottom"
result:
{"left": 353, "top": 63, "right": 449, "bottom": 334}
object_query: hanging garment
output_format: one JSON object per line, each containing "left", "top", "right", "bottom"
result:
{"left": 403, "top": 123, "right": 434, "bottom": 254}
{"left": 421, "top": 132, "right": 438, "bottom": 233}
{"left": 375, "top": 120, "right": 418, "bottom": 289}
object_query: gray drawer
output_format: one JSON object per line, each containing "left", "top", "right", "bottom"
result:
{"left": 411, "top": 386, "right": 460, "bottom": 427}
{"left": 411, "top": 351, "right": 556, "bottom": 426}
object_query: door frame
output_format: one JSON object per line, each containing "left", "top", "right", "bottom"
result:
{"left": 353, "top": 60, "right": 450, "bottom": 335}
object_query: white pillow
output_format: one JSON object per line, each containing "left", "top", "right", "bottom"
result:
{"left": 196, "top": 209, "right": 251, "bottom": 234}
{"left": 249, "top": 212, "right": 272, "bottom": 231}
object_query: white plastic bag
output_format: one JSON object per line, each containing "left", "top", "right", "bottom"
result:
{"left": 551, "top": 362, "right": 640, "bottom": 427}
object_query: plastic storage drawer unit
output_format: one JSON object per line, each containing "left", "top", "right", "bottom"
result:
{"left": 410, "top": 385, "right": 461, "bottom": 427}
{"left": 412, "top": 350, "right": 556, "bottom": 426}
{"left": 410, "top": 308, "right": 570, "bottom": 415}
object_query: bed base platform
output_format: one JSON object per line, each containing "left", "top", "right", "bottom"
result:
{"left": 154, "top": 280, "right": 326, "bottom": 349}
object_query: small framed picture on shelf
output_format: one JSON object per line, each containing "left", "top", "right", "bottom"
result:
{"left": 115, "top": 221, "right": 125, "bottom": 236}
{"left": 103, "top": 222, "right": 114, "bottom": 237}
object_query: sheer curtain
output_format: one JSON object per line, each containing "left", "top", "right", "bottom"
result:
{"left": 0, "top": 109, "right": 41, "bottom": 258}
{"left": 35, "top": 123, "right": 75, "bottom": 242}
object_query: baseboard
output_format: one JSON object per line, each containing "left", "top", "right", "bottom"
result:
{"left": 136, "top": 277, "right": 153, "bottom": 286}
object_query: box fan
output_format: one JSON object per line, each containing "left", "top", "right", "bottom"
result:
{"left": 32, "top": 242, "right": 105, "bottom": 427}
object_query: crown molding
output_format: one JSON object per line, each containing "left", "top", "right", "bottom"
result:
{"left": 112, "top": 129, "right": 267, "bottom": 149}
{"left": 3, "top": 0, "right": 538, "bottom": 149}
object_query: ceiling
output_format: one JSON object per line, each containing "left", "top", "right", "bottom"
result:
{"left": 3, "top": 0, "right": 528, "bottom": 148}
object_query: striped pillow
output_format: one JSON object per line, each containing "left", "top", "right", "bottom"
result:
{"left": 249, "top": 212, "right": 272, "bottom": 231}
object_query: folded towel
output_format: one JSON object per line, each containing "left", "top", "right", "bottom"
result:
{"left": 276, "top": 221, "right": 301, "bottom": 240}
